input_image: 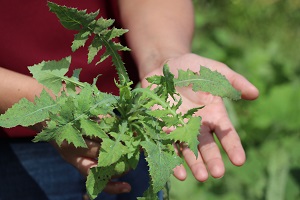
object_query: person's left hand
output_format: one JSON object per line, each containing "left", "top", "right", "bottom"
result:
{"left": 140, "top": 53, "right": 259, "bottom": 182}
{"left": 51, "top": 138, "right": 132, "bottom": 194}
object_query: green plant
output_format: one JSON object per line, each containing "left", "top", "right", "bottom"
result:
{"left": 0, "top": 2, "right": 241, "bottom": 199}
{"left": 169, "top": 1, "right": 300, "bottom": 200}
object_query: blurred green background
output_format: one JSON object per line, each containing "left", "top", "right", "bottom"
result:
{"left": 170, "top": 0, "right": 300, "bottom": 199}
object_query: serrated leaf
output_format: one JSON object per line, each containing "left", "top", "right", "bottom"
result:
{"left": 65, "top": 68, "right": 83, "bottom": 96}
{"left": 32, "top": 120, "right": 58, "bottom": 142}
{"left": 147, "top": 109, "right": 181, "bottom": 128}
{"left": 86, "top": 160, "right": 130, "bottom": 200}
{"left": 33, "top": 128, "right": 56, "bottom": 143}
{"left": 97, "top": 42, "right": 130, "bottom": 65}
{"left": 145, "top": 65, "right": 176, "bottom": 99}
{"left": 174, "top": 67, "right": 241, "bottom": 100}
{"left": 57, "top": 97, "right": 75, "bottom": 122}
{"left": 97, "top": 123, "right": 132, "bottom": 166}
{"left": 162, "top": 65, "right": 176, "bottom": 98}
{"left": 146, "top": 75, "right": 163, "bottom": 85}
{"left": 71, "top": 28, "right": 91, "bottom": 51}
{"left": 141, "top": 141, "right": 183, "bottom": 193}
{"left": 97, "top": 39, "right": 130, "bottom": 85}
{"left": 163, "top": 117, "right": 201, "bottom": 157}
{"left": 89, "top": 92, "right": 118, "bottom": 116}
{"left": 28, "top": 57, "right": 71, "bottom": 95}
{"left": 86, "top": 166, "right": 114, "bottom": 200}
{"left": 80, "top": 118, "right": 108, "bottom": 139}
{"left": 133, "top": 87, "right": 170, "bottom": 110}
{"left": 88, "top": 35, "right": 103, "bottom": 64}
{"left": 182, "top": 106, "right": 205, "bottom": 119}
{"left": 137, "top": 186, "right": 159, "bottom": 200}
{"left": 93, "top": 18, "right": 115, "bottom": 34}
{"left": 141, "top": 117, "right": 165, "bottom": 139}
{"left": 98, "top": 137, "right": 130, "bottom": 167}
{"left": 0, "top": 90, "right": 59, "bottom": 128}
{"left": 49, "top": 2, "right": 130, "bottom": 86}
{"left": 74, "top": 84, "right": 94, "bottom": 113}
{"left": 126, "top": 147, "right": 140, "bottom": 170}
{"left": 106, "top": 28, "right": 129, "bottom": 40}
{"left": 48, "top": 2, "right": 99, "bottom": 30}
{"left": 55, "top": 123, "right": 87, "bottom": 148}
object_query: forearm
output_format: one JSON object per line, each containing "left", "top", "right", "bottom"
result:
{"left": 0, "top": 67, "right": 44, "bottom": 114}
{"left": 118, "top": 0, "right": 194, "bottom": 79}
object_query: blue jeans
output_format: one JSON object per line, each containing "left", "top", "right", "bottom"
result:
{"left": 0, "top": 139, "right": 163, "bottom": 200}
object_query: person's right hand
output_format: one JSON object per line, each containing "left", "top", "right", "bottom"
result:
{"left": 50, "top": 138, "right": 132, "bottom": 194}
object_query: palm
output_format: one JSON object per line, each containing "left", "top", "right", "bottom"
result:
{"left": 141, "top": 53, "right": 259, "bottom": 181}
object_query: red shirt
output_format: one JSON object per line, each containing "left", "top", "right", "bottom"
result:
{"left": 0, "top": 0, "right": 138, "bottom": 138}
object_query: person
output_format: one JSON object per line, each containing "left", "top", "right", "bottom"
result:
{"left": 0, "top": 0, "right": 259, "bottom": 199}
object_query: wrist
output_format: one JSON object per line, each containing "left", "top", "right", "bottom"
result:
{"left": 0, "top": 67, "right": 44, "bottom": 113}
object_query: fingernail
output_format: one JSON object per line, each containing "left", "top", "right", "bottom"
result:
{"left": 121, "top": 188, "right": 130, "bottom": 193}
{"left": 118, "top": 182, "right": 131, "bottom": 193}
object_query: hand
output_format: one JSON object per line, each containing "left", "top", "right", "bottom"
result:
{"left": 51, "top": 138, "right": 131, "bottom": 194}
{"left": 141, "top": 53, "right": 259, "bottom": 182}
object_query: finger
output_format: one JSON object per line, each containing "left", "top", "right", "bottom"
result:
{"left": 172, "top": 144, "right": 187, "bottom": 181}
{"left": 173, "top": 165, "right": 187, "bottom": 181}
{"left": 60, "top": 138, "right": 100, "bottom": 159}
{"left": 104, "top": 181, "right": 131, "bottom": 194}
{"left": 75, "top": 157, "right": 97, "bottom": 176}
{"left": 197, "top": 125, "right": 225, "bottom": 179}
{"left": 81, "top": 138, "right": 101, "bottom": 158}
{"left": 229, "top": 71, "right": 259, "bottom": 100}
{"left": 214, "top": 117, "right": 246, "bottom": 167}
{"left": 182, "top": 146, "right": 209, "bottom": 182}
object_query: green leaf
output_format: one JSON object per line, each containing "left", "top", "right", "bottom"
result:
{"left": 141, "top": 141, "right": 183, "bottom": 193}
{"left": 98, "top": 136, "right": 131, "bottom": 167}
{"left": 71, "top": 28, "right": 91, "bottom": 51}
{"left": 33, "top": 128, "right": 56, "bottom": 143}
{"left": 28, "top": 56, "right": 83, "bottom": 95}
{"left": 55, "top": 123, "right": 87, "bottom": 148}
{"left": 86, "top": 160, "right": 130, "bottom": 200}
{"left": 80, "top": 118, "right": 108, "bottom": 139}
{"left": 182, "top": 106, "right": 204, "bottom": 119}
{"left": 162, "top": 65, "right": 176, "bottom": 98}
{"left": 48, "top": 2, "right": 99, "bottom": 30}
{"left": 93, "top": 18, "right": 114, "bottom": 34}
{"left": 174, "top": 67, "right": 241, "bottom": 100}
{"left": 89, "top": 92, "right": 118, "bottom": 116}
{"left": 0, "top": 90, "right": 59, "bottom": 128}
{"left": 48, "top": 2, "right": 131, "bottom": 86}
{"left": 134, "top": 87, "right": 185, "bottom": 128}
{"left": 163, "top": 117, "right": 201, "bottom": 157}
{"left": 74, "top": 84, "right": 95, "bottom": 114}
{"left": 137, "top": 186, "right": 159, "bottom": 200}
{"left": 133, "top": 87, "right": 171, "bottom": 110}
{"left": 88, "top": 35, "right": 103, "bottom": 64}
{"left": 97, "top": 38, "right": 130, "bottom": 85}
{"left": 86, "top": 166, "right": 114, "bottom": 200}
{"left": 147, "top": 109, "right": 181, "bottom": 128}
{"left": 65, "top": 69, "right": 83, "bottom": 96}
{"left": 146, "top": 65, "right": 176, "bottom": 99}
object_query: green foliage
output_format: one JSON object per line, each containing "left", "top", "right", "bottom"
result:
{"left": 174, "top": 67, "right": 241, "bottom": 100}
{"left": 170, "top": 0, "right": 300, "bottom": 199}
{"left": 48, "top": 2, "right": 130, "bottom": 85}
{"left": 0, "top": 90, "right": 59, "bottom": 127}
{"left": 141, "top": 141, "right": 182, "bottom": 193}
{"left": 0, "top": 2, "right": 241, "bottom": 200}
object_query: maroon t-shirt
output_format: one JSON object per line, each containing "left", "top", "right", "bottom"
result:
{"left": 0, "top": 0, "right": 138, "bottom": 138}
